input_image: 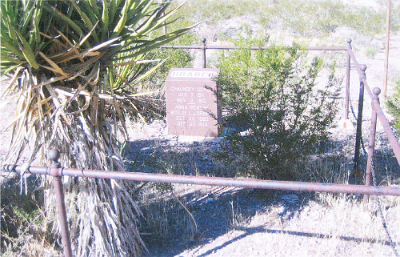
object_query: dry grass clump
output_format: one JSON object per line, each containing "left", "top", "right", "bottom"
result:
{"left": 137, "top": 183, "right": 199, "bottom": 242}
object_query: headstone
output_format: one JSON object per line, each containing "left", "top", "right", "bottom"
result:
{"left": 166, "top": 68, "right": 220, "bottom": 137}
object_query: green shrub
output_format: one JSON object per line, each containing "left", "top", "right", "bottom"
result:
{"left": 387, "top": 80, "right": 400, "bottom": 131}
{"left": 216, "top": 36, "right": 340, "bottom": 180}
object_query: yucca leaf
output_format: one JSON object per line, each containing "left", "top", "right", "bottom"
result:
{"left": 5, "top": 19, "right": 18, "bottom": 43}
{"left": 112, "top": 0, "right": 134, "bottom": 37}
{"left": 0, "top": 52, "right": 21, "bottom": 63}
{"left": 82, "top": 0, "right": 100, "bottom": 24}
{"left": 100, "top": 0, "right": 109, "bottom": 42}
{"left": 113, "top": 25, "right": 195, "bottom": 61}
{"left": 71, "top": 1, "right": 99, "bottom": 43}
{"left": 43, "top": 4, "right": 84, "bottom": 38}
{"left": 56, "top": 35, "right": 116, "bottom": 66}
{"left": 126, "top": 9, "right": 159, "bottom": 39}
{"left": 33, "top": 0, "right": 44, "bottom": 46}
{"left": 138, "top": 1, "right": 185, "bottom": 36}
{"left": 105, "top": 59, "right": 160, "bottom": 67}
{"left": 126, "top": 0, "right": 153, "bottom": 23}
{"left": 0, "top": 63, "right": 22, "bottom": 77}
{"left": 50, "top": 24, "right": 100, "bottom": 64}
{"left": 20, "top": 5, "right": 35, "bottom": 37}
{"left": 1, "top": 39, "right": 25, "bottom": 60}
{"left": 108, "top": 0, "right": 120, "bottom": 26}
{"left": 121, "top": 5, "right": 191, "bottom": 48}
{"left": 38, "top": 52, "right": 70, "bottom": 77}
{"left": 87, "top": 35, "right": 121, "bottom": 53}
{"left": 63, "top": 52, "right": 104, "bottom": 74}
{"left": 152, "top": 17, "right": 180, "bottom": 31}
{"left": 133, "top": 58, "right": 166, "bottom": 83}
{"left": 10, "top": 26, "right": 39, "bottom": 69}
{"left": 124, "top": 0, "right": 153, "bottom": 29}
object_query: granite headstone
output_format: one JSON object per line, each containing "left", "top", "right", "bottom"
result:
{"left": 166, "top": 68, "right": 220, "bottom": 137}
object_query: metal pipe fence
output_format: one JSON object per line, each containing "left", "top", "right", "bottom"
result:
{"left": 161, "top": 38, "right": 400, "bottom": 169}
{"left": 3, "top": 39, "right": 400, "bottom": 257}
{"left": 161, "top": 38, "right": 352, "bottom": 119}
{"left": 5, "top": 160, "right": 400, "bottom": 196}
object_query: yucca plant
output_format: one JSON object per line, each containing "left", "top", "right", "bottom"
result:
{"left": 1, "top": 0, "right": 193, "bottom": 256}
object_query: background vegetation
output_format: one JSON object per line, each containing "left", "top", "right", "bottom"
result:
{"left": 216, "top": 35, "right": 340, "bottom": 180}
{"left": 388, "top": 80, "right": 400, "bottom": 132}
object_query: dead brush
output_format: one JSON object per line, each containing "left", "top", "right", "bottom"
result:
{"left": 138, "top": 183, "right": 199, "bottom": 242}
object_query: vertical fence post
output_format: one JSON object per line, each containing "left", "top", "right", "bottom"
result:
{"left": 48, "top": 149, "right": 73, "bottom": 257}
{"left": 364, "top": 88, "right": 381, "bottom": 204}
{"left": 383, "top": 0, "right": 391, "bottom": 99}
{"left": 202, "top": 38, "right": 207, "bottom": 68}
{"left": 345, "top": 39, "right": 352, "bottom": 121}
{"left": 162, "top": 0, "right": 167, "bottom": 35}
{"left": 352, "top": 65, "right": 367, "bottom": 177}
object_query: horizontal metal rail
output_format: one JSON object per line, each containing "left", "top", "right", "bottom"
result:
{"left": 161, "top": 44, "right": 348, "bottom": 51}
{"left": 4, "top": 164, "right": 400, "bottom": 196}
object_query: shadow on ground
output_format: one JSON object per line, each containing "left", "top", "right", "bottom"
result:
{"left": 123, "top": 134, "right": 400, "bottom": 256}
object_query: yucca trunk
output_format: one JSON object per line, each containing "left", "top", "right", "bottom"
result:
{"left": 1, "top": 0, "right": 193, "bottom": 255}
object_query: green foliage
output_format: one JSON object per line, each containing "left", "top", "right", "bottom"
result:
{"left": 216, "top": 36, "right": 340, "bottom": 180}
{"left": 387, "top": 80, "right": 400, "bottom": 131}
{"left": 365, "top": 47, "right": 378, "bottom": 59}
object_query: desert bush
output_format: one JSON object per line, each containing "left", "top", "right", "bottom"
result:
{"left": 387, "top": 80, "right": 400, "bottom": 132}
{"left": 216, "top": 35, "right": 340, "bottom": 180}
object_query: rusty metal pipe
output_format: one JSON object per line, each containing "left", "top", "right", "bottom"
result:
{"left": 160, "top": 45, "right": 347, "bottom": 51}
{"left": 383, "top": 0, "right": 391, "bottom": 98}
{"left": 348, "top": 47, "right": 400, "bottom": 166}
{"left": 347, "top": 50, "right": 373, "bottom": 98}
{"left": 4, "top": 164, "right": 400, "bottom": 196}
{"left": 2, "top": 165, "right": 48, "bottom": 175}
{"left": 353, "top": 65, "right": 366, "bottom": 173}
{"left": 345, "top": 39, "right": 352, "bottom": 121}
{"left": 373, "top": 100, "right": 400, "bottom": 166}
{"left": 364, "top": 88, "right": 381, "bottom": 204}
{"left": 48, "top": 150, "right": 73, "bottom": 257}
{"left": 202, "top": 38, "right": 207, "bottom": 68}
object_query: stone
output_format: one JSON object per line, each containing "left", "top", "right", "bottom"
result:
{"left": 166, "top": 68, "right": 220, "bottom": 137}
